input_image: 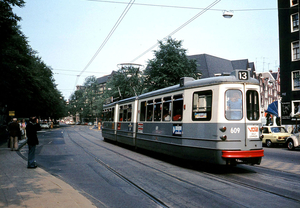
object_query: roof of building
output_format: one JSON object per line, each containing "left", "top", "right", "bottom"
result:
{"left": 96, "top": 74, "right": 111, "bottom": 84}
{"left": 187, "top": 54, "right": 255, "bottom": 78}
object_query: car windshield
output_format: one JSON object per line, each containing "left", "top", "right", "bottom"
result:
{"left": 270, "top": 127, "right": 288, "bottom": 133}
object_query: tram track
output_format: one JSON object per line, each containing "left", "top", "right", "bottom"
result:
{"left": 67, "top": 127, "right": 300, "bottom": 206}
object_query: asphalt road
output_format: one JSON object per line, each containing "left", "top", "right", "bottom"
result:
{"left": 19, "top": 125, "right": 300, "bottom": 208}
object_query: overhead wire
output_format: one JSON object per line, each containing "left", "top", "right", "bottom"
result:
{"left": 131, "top": 0, "right": 221, "bottom": 62}
{"left": 73, "top": 0, "right": 135, "bottom": 90}
{"left": 88, "top": 0, "right": 277, "bottom": 12}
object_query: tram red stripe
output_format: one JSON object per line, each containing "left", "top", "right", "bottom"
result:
{"left": 222, "top": 150, "right": 264, "bottom": 158}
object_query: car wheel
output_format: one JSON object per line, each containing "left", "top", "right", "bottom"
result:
{"left": 287, "top": 139, "right": 295, "bottom": 150}
{"left": 266, "top": 140, "right": 272, "bottom": 147}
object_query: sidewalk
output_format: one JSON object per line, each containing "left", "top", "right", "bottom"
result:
{"left": 0, "top": 140, "right": 97, "bottom": 208}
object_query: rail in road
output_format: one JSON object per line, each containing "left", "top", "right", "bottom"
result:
{"left": 19, "top": 125, "right": 300, "bottom": 207}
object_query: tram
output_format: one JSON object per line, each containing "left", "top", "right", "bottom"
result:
{"left": 102, "top": 70, "right": 264, "bottom": 165}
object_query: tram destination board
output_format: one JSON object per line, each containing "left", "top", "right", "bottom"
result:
{"left": 238, "top": 71, "right": 248, "bottom": 80}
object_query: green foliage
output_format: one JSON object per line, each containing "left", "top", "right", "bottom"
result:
{"left": 105, "top": 66, "right": 144, "bottom": 100}
{"left": 68, "top": 76, "right": 103, "bottom": 121}
{"left": 144, "top": 37, "right": 199, "bottom": 92}
{"left": 0, "top": 0, "right": 67, "bottom": 120}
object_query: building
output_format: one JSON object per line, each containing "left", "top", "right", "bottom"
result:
{"left": 257, "top": 70, "right": 280, "bottom": 114}
{"left": 187, "top": 54, "right": 257, "bottom": 78}
{"left": 278, "top": 0, "right": 300, "bottom": 124}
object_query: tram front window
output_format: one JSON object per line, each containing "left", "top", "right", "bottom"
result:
{"left": 225, "top": 90, "right": 243, "bottom": 120}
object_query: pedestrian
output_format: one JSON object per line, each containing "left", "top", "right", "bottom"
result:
{"left": 26, "top": 117, "right": 41, "bottom": 168}
{"left": 8, "top": 118, "right": 20, "bottom": 151}
{"left": 21, "top": 119, "right": 27, "bottom": 139}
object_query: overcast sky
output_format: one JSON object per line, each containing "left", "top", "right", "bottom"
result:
{"left": 13, "top": 0, "right": 279, "bottom": 99}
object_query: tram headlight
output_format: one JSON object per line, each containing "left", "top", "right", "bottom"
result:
{"left": 220, "top": 135, "right": 227, "bottom": 141}
{"left": 219, "top": 126, "right": 227, "bottom": 132}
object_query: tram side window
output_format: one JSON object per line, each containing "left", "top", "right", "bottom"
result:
{"left": 225, "top": 90, "right": 243, "bottom": 120}
{"left": 163, "top": 96, "right": 172, "bottom": 121}
{"left": 154, "top": 98, "right": 162, "bottom": 121}
{"left": 111, "top": 108, "right": 115, "bottom": 121}
{"left": 123, "top": 106, "right": 128, "bottom": 121}
{"left": 192, "top": 90, "right": 212, "bottom": 121}
{"left": 103, "top": 111, "right": 107, "bottom": 121}
{"left": 246, "top": 91, "right": 259, "bottom": 120}
{"left": 147, "top": 100, "right": 154, "bottom": 121}
{"left": 119, "top": 106, "right": 123, "bottom": 121}
{"left": 173, "top": 94, "right": 183, "bottom": 121}
{"left": 140, "top": 101, "right": 146, "bottom": 121}
{"left": 127, "top": 104, "right": 132, "bottom": 121}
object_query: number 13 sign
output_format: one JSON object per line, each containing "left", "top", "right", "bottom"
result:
{"left": 238, "top": 71, "right": 248, "bottom": 80}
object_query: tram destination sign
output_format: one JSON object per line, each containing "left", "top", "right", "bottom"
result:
{"left": 238, "top": 71, "right": 249, "bottom": 80}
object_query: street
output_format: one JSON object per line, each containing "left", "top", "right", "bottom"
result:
{"left": 19, "top": 124, "right": 300, "bottom": 208}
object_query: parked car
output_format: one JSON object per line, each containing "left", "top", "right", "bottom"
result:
{"left": 88, "top": 122, "right": 93, "bottom": 126}
{"left": 40, "top": 122, "right": 50, "bottom": 129}
{"left": 262, "top": 126, "right": 291, "bottom": 147}
{"left": 53, "top": 121, "right": 60, "bottom": 128}
{"left": 286, "top": 127, "right": 300, "bottom": 150}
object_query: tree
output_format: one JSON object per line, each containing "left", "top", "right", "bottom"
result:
{"left": 68, "top": 76, "right": 104, "bottom": 122}
{"left": 0, "top": 0, "right": 67, "bottom": 120}
{"left": 144, "top": 37, "right": 199, "bottom": 92}
{"left": 105, "top": 65, "right": 144, "bottom": 100}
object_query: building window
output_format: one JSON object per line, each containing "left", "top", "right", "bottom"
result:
{"left": 291, "top": 13, "right": 299, "bottom": 32}
{"left": 292, "top": 41, "right": 300, "bottom": 61}
{"left": 291, "top": 0, "right": 299, "bottom": 6}
{"left": 292, "top": 71, "right": 300, "bottom": 90}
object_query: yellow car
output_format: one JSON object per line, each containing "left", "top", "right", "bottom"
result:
{"left": 262, "top": 126, "right": 291, "bottom": 147}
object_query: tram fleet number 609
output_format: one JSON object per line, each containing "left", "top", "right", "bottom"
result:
{"left": 102, "top": 70, "right": 264, "bottom": 166}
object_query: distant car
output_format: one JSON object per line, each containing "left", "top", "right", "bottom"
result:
{"left": 262, "top": 126, "right": 291, "bottom": 147}
{"left": 69, "top": 121, "right": 75, "bottom": 125}
{"left": 53, "top": 122, "right": 60, "bottom": 128}
{"left": 75, "top": 122, "right": 81, "bottom": 125}
{"left": 40, "top": 122, "right": 50, "bottom": 129}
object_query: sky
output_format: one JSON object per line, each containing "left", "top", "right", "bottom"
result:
{"left": 13, "top": 0, "right": 279, "bottom": 100}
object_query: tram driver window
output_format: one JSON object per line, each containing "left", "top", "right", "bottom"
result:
{"left": 225, "top": 90, "right": 243, "bottom": 120}
{"left": 172, "top": 94, "right": 183, "bottom": 121}
{"left": 192, "top": 91, "right": 212, "bottom": 121}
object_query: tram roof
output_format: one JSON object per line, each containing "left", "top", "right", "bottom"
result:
{"left": 103, "top": 70, "right": 259, "bottom": 107}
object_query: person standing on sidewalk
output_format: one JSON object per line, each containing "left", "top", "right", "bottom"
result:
{"left": 8, "top": 118, "right": 20, "bottom": 151}
{"left": 26, "top": 117, "right": 41, "bottom": 168}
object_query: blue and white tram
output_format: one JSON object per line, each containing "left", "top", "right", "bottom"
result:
{"left": 102, "top": 70, "right": 264, "bottom": 165}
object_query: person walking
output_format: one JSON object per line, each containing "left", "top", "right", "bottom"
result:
{"left": 21, "top": 119, "right": 27, "bottom": 139}
{"left": 8, "top": 118, "right": 20, "bottom": 151}
{"left": 26, "top": 117, "right": 41, "bottom": 168}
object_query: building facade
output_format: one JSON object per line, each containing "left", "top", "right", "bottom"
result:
{"left": 278, "top": 0, "right": 300, "bottom": 124}
{"left": 257, "top": 70, "right": 280, "bottom": 115}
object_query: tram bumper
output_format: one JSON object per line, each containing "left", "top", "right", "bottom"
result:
{"left": 222, "top": 150, "right": 264, "bottom": 165}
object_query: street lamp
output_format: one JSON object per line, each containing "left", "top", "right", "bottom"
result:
{"left": 223, "top": 10, "right": 233, "bottom": 18}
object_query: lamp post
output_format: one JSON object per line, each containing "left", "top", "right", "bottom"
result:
{"left": 223, "top": 10, "right": 233, "bottom": 18}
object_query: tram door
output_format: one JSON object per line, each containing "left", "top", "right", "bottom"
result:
{"left": 244, "top": 89, "right": 260, "bottom": 143}
{"left": 225, "top": 87, "right": 260, "bottom": 147}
